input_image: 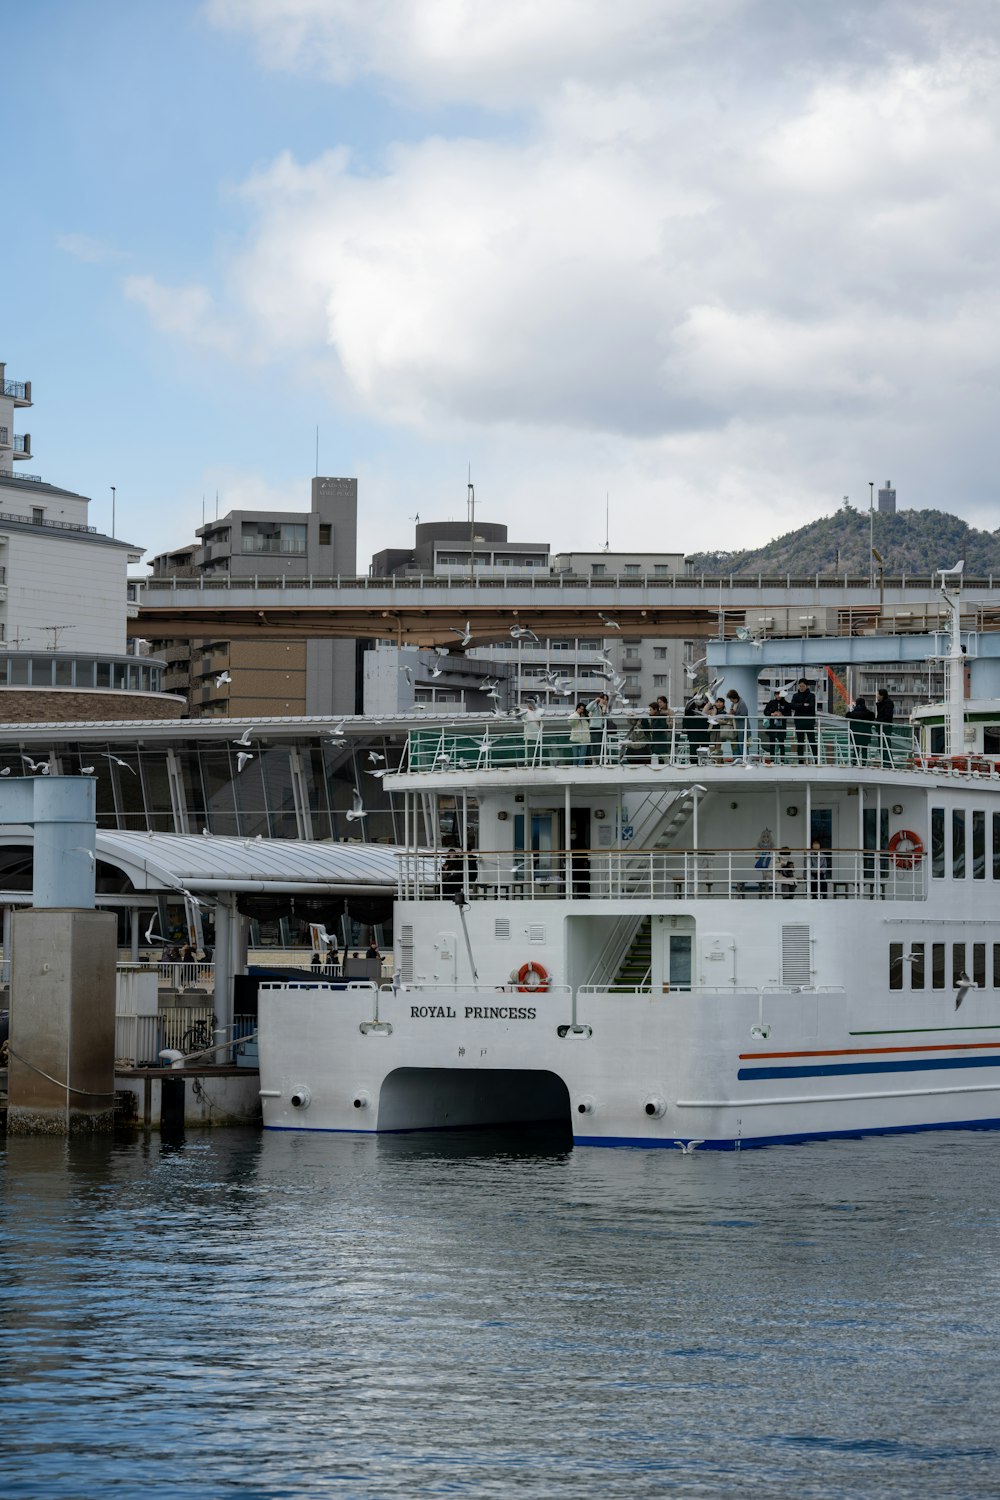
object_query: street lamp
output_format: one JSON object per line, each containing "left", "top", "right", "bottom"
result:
{"left": 869, "top": 481, "right": 875, "bottom": 587}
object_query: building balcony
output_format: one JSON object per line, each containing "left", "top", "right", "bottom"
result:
{"left": 13, "top": 434, "right": 31, "bottom": 461}
{"left": 0, "top": 426, "right": 9, "bottom": 449}
{"left": 2, "top": 379, "right": 31, "bottom": 407}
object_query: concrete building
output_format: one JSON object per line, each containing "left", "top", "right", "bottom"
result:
{"left": 0, "top": 358, "right": 178, "bottom": 721}
{"left": 146, "top": 477, "right": 359, "bottom": 718}
{"left": 372, "top": 519, "right": 549, "bottom": 580}
{"left": 878, "top": 481, "right": 897, "bottom": 515}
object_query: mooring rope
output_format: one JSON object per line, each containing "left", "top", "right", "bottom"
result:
{"left": 6, "top": 1046, "right": 118, "bottom": 1098}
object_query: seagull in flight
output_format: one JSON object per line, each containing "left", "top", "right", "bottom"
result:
{"left": 236, "top": 751, "right": 254, "bottom": 772}
{"left": 510, "top": 624, "right": 539, "bottom": 642}
{"left": 102, "top": 753, "right": 136, "bottom": 774}
{"left": 326, "top": 719, "right": 347, "bottom": 738}
{"left": 232, "top": 727, "right": 254, "bottom": 748}
{"left": 599, "top": 615, "right": 621, "bottom": 630}
{"left": 400, "top": 665, "right": 414, "bottom": 684}
{"left": 674, "top": 1140, "right": 704, "bottom": 1153}
{"left": 449, "top": 620, "right": 473, "bottom": 647}
{"left": 346, "top": 787, "right": 367, "bottom": 821}
{"left": 368, "top": 750, "right": 385, "bottom": 763}
{"left": 423, "top": 660, "right": 444, "bottom": 678}
{"left": 434, "top": 646, "right": 450, "bottom": 657}
{"left": 69, "top": 846, "right": 96, "bottom": 865}
{"left": 20, "top": 754, "right": 49, "bottom": 774}
{"left": 955, "top": 974, "right": 978, "bottom": 1010}
{"left": 367, "top": 767, "right": 388, "bottom": 779}
{"left": 215, "top": 671, "right": 232, "bottom": 686}
{"left": 144, "top": 915, "right": 167, "bottom": 945}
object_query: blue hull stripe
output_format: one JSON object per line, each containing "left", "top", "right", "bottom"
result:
{"left": 738, "top": 1055, "right": 1000, "bottom": 1082}
{"left": 575, "top": 1117, "right": 1000, "bottom": 1151}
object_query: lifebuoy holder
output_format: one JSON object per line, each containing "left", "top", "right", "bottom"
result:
{"left": 888, "top": 829, "right": 924, "bottom": 870}
{"left": 517, "top": 961, "right": 549, "bottom": 993}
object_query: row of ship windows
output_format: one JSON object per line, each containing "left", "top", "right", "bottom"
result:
{"left": 930, "top": 808, "right": 1000, "bottom": 879}
{"left": 889, "top": 940, "right": 997, "bottom": 990}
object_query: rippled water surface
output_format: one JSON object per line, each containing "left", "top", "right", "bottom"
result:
{"left": 3, "top": 1125, "right": 1000, "bottom": 1497}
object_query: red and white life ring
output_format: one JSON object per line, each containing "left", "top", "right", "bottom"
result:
{"left": 888, "top": 829, "right": 924, "bottom": 870}
{"left": 517, "top": 961, "right": 549, "bottom": 993}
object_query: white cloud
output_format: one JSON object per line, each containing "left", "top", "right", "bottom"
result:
{"left": 124, "top": 275, "right": 242, "bottom": 357}
{"left": 56, "top": 232, "right": 125, "bottom": 264}
{"left": 125, "top": 2, "right": 1000, "bottom": 545}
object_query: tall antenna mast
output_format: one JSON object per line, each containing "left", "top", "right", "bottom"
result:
{"left": 467, "top": 466, "right": 475, "bottom": 583}
{"left": 604, "top": 493, "right": 610, "bottom": 553}
{"left": 315, "top": 425, "right": 319, "bottom": 477}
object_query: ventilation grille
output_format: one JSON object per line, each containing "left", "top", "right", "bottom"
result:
{"left": 400, "top": 923, "right": 414, "bottom": 982}
{"left": 528, "top": 923, "right": 546, "bottom": 944}
{"left": 781, "top": 924, "right": 811, "bottom": 986}
{"left": 494, "top": 917, "right": 512, "bottom": 940}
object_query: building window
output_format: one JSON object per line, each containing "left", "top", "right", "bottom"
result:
{"left": 653, "top": 675, "right": 668, "bottom": 688}
{"left": 591, "top": 564, "right": 606, "bottom": 577}
{"left": 31, "top": 507, "right": 44, "bottom": 525}
{"left": 319, "top": 524, "right": 332, "bottom": 545}
{"left": 653, "top": 564, "right": 672, "bottom": 577}
{"left": 241, "top": 521, "right": 307, "bottom": 555}
{"left": 623, "top": 564, "right": 640, "bottom": 576}
{"left": 654, "top": 647, "right": 668, "bottom": 660}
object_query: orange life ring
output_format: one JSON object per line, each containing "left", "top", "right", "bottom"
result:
{"left": 888, "top": 829, "right": 924, "bottom": 870}
{"left": 517, "top": 961, "right": 549, "bottom": 993}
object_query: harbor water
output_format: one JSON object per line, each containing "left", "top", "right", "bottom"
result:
{"left": 2, "top": 1126, "right": 1000, "bottom": 1498}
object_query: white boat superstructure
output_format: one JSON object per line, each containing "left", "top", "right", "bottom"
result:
{"left": 259, "top": 581, "right": 1000, "bottom": 1148}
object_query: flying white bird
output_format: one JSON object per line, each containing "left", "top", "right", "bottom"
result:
{"left": 599, "top": 615, "right": 621, "bottom": 630}
{"left": 423, "top": 660, "right": 443, "bottom": 678}
{"left": 955, "top": 974, "right": 978, "bottom": 1010}
{"left": 20, "top": 755, "right": 48, "bottom": 774}
{"left": 69, "top": 846, "right": 96, "bottom": 865}
{"left": 215, "top": 671, "right": 232, "bottom": 686}
{"left": 346, "top": 788, "right": 367, "bottom": 821}
{"left": 400, "top": 665, "right": 414, "bottom": 684}
{"left": 233, "top": 727, "right": 254, "bottom": 748}
{"left": 102, "top": 753, "right": 136, "bottom": 773}
{"left": 327, "top": 719, "right": 347, "bottom": 738}
{"left": 674, "top": 1140, "right": 704, "bottom": 1153}
{"left": 510, "top": 624, "right": 539, "bottom": 642}
{"left": 449, "top": 620, "right": 473, "bottom": 647}
{"left": 368, "top": 751, "right": 385, "bottom": 763}
{"left": 434, "top": 646, "right": 450, "bottom": 657}
{"left": 367, "top": 767, "right": 388, "bottom": 779}
{"left": 144, "top": 915, "right": 166, "bottom": 945}
{"left": 236, "top": 752, "right": 254, "bottom": 772}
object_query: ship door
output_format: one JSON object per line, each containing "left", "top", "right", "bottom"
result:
{"left": 699, "top": 932, "right": 736, "bottom": 986}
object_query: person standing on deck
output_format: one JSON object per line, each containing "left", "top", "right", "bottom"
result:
{"left": 587, "top": 692, "right": 611, "bottom": 762}
{"left": 568, "top": 702, "right": 591, "bottom": 765}
{"left": 846, "top": 696, "right": 876, "bottom": 765}
{"left": 763, "top": 690, "right": 789, "bottom": 762}
{"left": 790, "top": 679, "right": 817, "bottom": 762}
{"left": 876, "top": 688, "right": 895, "bottom": 765}
{"left": 807, "top": 839, "right": 831, "bottom": 898}
{"left": 726, "top": 689, "right": 750, "bottom": 760}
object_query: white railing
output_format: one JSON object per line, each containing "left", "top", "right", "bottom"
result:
{"left": 114, "top": 1009, "right": 257, "bottom": 1068}
{"left": 397, "top": 846, "right": 926, "bottom": 903}
{"left": 402, "top": 715, "right": 921, "bottom": 773}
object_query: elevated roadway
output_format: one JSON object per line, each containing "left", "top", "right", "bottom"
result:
{"left": 132, "top": 573, "right": 1000, "bottom": 647}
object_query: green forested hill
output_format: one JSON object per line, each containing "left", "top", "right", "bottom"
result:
{"left": 687, "top": 507, "right": 1000, "bottom": 576}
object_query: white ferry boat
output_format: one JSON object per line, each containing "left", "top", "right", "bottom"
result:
{"left": 259, "top": 583, "right": 1000, "bottom": 1148}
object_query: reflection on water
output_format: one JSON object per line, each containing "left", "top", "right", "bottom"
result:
{"left": 3, "top": 1125, "right": 1000, "bottom": 1498}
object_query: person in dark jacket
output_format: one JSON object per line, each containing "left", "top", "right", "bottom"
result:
{"left": 763, "top": 690, "right": 789, "bottom": 761}
{"left": 683, "top": 697, "right": 710, "bottom": 763}
{"left": 846, "top": 696, "right": 876, "bottom": 764}
{"left": 789, "top": 679, "right": 817, "bottom": 762}
{"left": 875, "top": 687, "right": 895, "bottom": 764}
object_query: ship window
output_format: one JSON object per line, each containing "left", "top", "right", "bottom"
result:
{"left": 994, "top": 944, "right": 1000, "bottom": 988}
{"left": 931, "top": 808, "right": 945, "bottom": 878}
{"left": 994, "top": 813, "right": 1000, "bottom": 879}
{"left": 932, "top": 943, "right": 946, "bottom": 989}
{"left": 974, "top": 943, "right": 986, "bottom": 990}
{"left": 889, "top": 942, "right": 903, "bottom": 990}
{"left": 984, "top": 727, "right": 1000, "bottom": 755}
{"left": 910, "top": 943, "right": 925, "bottom": 990}
{"left": 973, "top": 811, "right": 986, "bottom": 879}
{"left": 952, "top": 810, "right": 966, "bottom": 878}
{"left": 952, "top": 943, "right": 967, "bottom": 987}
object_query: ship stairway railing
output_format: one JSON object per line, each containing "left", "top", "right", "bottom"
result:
{"left": 397, "top": 846, "right": 926, "bottom": 901}
{"left": 582, "top": 912, "right": 649, "bottom": 991}
{"left": 402, "top": 715, "right": 921, "bottom": 772}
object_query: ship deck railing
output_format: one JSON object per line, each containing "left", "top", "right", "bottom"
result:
{"left": 402, "top": 714, "right": 924, "bottom": 773}
{"left": 398, "top": 846, "right": 926, "bottom": 902}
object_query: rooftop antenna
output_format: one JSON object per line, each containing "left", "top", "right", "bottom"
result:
{"left": 467, "top": 466, "right": 475, "bottom": 582}
{"left": 315, "top": 425, "right": 319, "bottom": 478}
{"left": 604, "top": 493, "right": 610, "bottom": 553}
{"left": 215, "top": 489, "right": 219, "bottom": 520}
{"left": 43, "top": 624, "right": 75, "bottom": 650}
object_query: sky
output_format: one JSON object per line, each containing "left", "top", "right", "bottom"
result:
{"left": 6, "top": 0, "right": 1000, "bottom": 570}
